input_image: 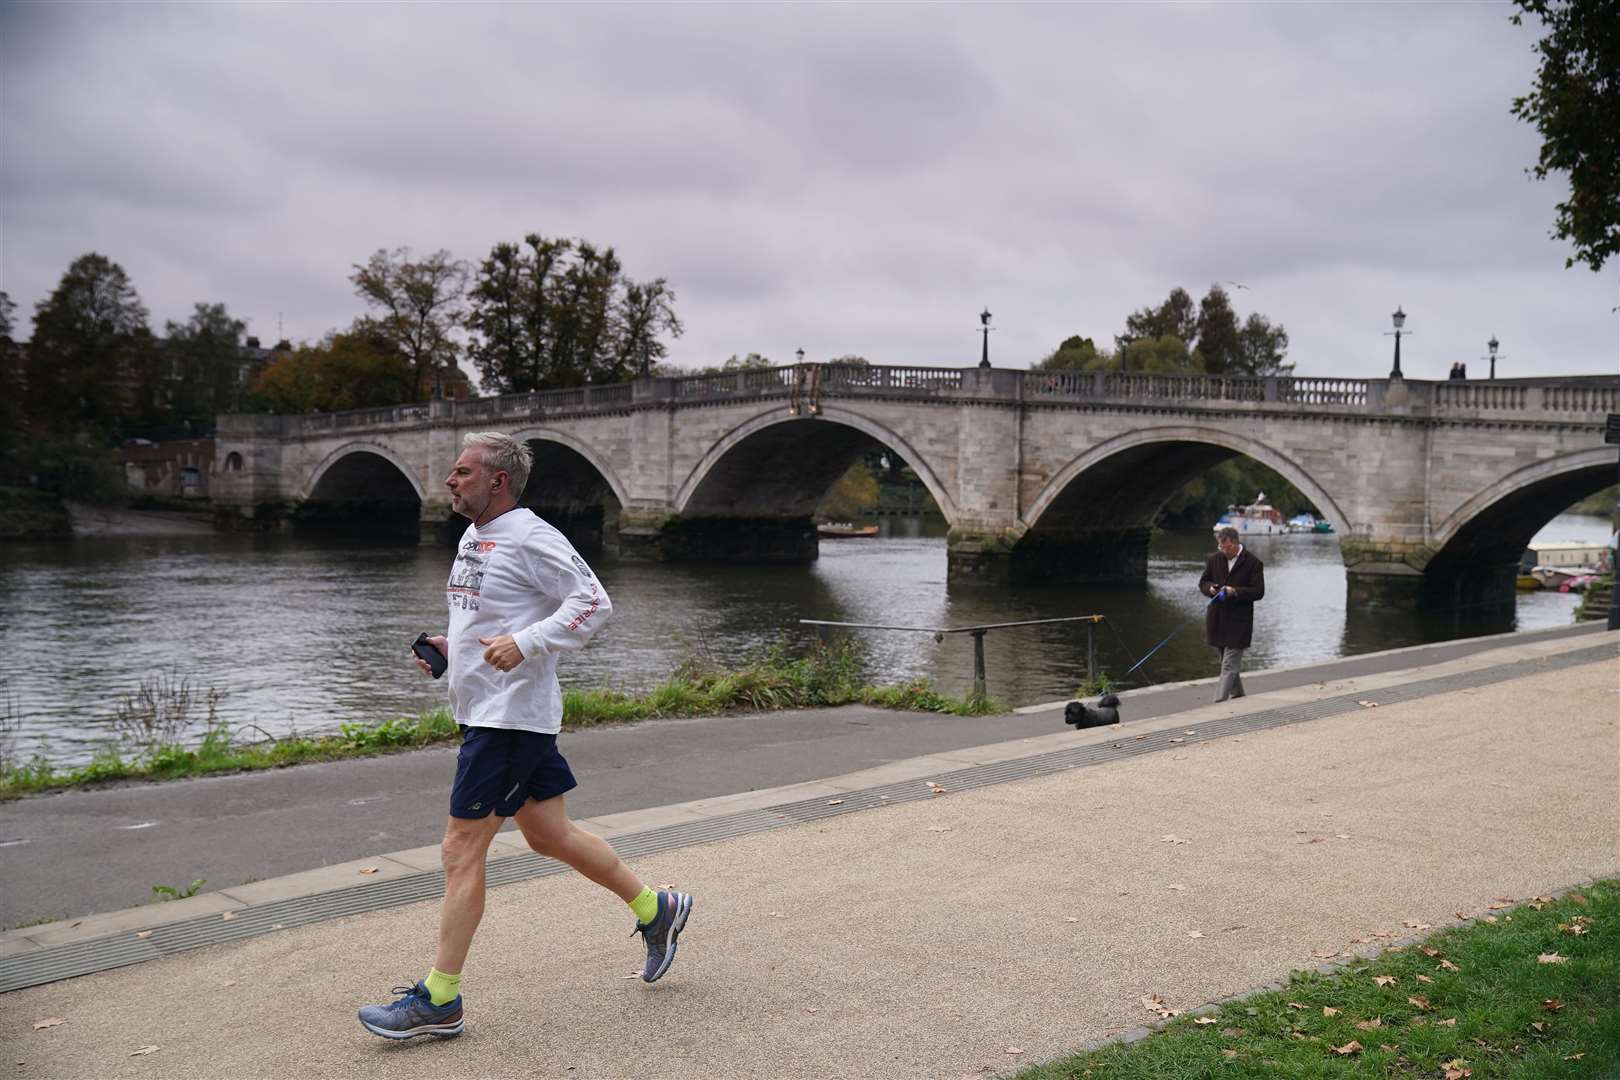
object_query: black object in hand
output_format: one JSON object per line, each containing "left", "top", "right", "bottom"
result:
{"left": 412, "top": 632, "right": 447, "bottom": 679}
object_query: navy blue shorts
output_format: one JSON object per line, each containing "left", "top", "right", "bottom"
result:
{"left": 450, "top": 726, "right": 578, "bottom": 819}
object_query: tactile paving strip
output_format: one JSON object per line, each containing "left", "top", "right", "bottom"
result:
{"left": 2, "top": 642, "right": 1611, "bottom": 993}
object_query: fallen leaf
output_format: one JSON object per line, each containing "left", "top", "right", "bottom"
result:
{"left": 1488, "top": 901, "right": 1513, "bottom": 910}
{"left": 1286, "top": 1002, "right": 1307, "bottom": 1010}
{"left": 1005, "top": 1047, "right": 1023, "bottom": 1056}
{"left": 130, "top": 1046, "right": 160, "bottom": 1057}
{"left": 134, "top": 930, "right": 153, "bottom": 939}
{"left": 1564, "top": 1052, "right": 1584, "bottom": 1061}
{"left": 1159, "top": 834, "right": 1189, "bottom": 845}
{"left": 1335, "top": 834, "right": 1351, "bottom": 840}
{"left": 1140, "top": 994, "right": 1180, "bottom": 1019}
{"left": 1193, "top": 1017, "right": 1217, "bottom": 1025}
{"left": 927, "top": 826, "right": 953, "bottom": 833}
{"left": 358, "top": 866, "right": 380, "bottom": 875}
{"left": 1559, "top": 922, "right": 1589, "bottom": 936}
{"left": 1537, "top": 953, "right": 1568, "bottom": 965}
{"left": 220, "top": 980, "right": 236, "bottom": 987}
{"left": 220, "top": 911, "right": 234, "bottom": 920}
{"left": 32, "top": 1018, "right": 66, "bottom": 1030}
{"left": 1543, "top": 999, "right": 1565, "bottom": 1011}
{"left": 1187, "top": 930, "right": 1205, "bottom": 939}
{"left": 1444, "top": 1069, "right": 1472, "bottom": 1080}
{"left": 1380, "top": 1043, "right": 1400, "bottom": 1053}
{"left": 1222, "top": 1049, "right": 1238, "bottom": 1059}
{"left": 826, "top": 799, "right": 844, "bottom": 806}
{"left": 1402, "top": 919, "right": 1430, "bottom": 930}
{"left": 1311, "top": 949, "right": 1336, "bottom": 959}
{"left": 1065, "top": 916, "right": 1079, "bottom": 923}
{"left": 1357, "top": 700, "right": 1378, "bottom": 708}
{"left": 1421, "top": 947, "right": 1441, "bottom": 957}
{"left": 1167, "top": 883, "right": 1186, "bottom": 891}
{"left": 1135, "top": 735, "right": 1146, "bottom": 741}
{"left": 1436, "top": 1018, "right": 1457, "bottom": 1027}
{"left": 1439, "top": 959, "right": 1460, "bottom": 971}
{"left": 1483, "top": 916, "right": 1498, "bottom": 924}
{"left": 1330, "top": 1040, "right": 1362, "bottom": 1055}
{"left": 1374, "top": 975, "right": 1398, "bottom": 987}
{"left": 1355, "top": 1018, "right": 1382, "bottom": 1031}
{"left": 1572, "top": 894, "right": 1587, "bottom": 904}
{"left": 930, "top": 787, "right": 947, "bottom": 796}
{"left": 804, "top": 1007, "right": 817, "bottom": 1014}
{"left": 1531, "top": 1022, "right": 1546, "bottom": 1032}
{"left": 1322, "top": 1006, "right": 1339, "bottom": 1017}
{"left": 1168, "top": 738, "right": 1184, "bottom": 744}
{"left": 1407, "top": 995, "right": 1430, "bottom": 1010}
{"left": 1416, "top": 974, "right": 1434, "bottom": 984}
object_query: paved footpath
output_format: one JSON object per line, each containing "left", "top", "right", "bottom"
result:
{"left": 2, "top": 631, "right": 1616, "bottom": 1078}
{"left": 0, "top": 621, "right": 1603, "bottom": 926}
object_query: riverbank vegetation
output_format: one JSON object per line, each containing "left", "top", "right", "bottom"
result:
{"left": 1014, "top": 881, "right": 1618, "bottom": 1079}
{"left": 0, "top": 644, "right": 999, "bottom": 799}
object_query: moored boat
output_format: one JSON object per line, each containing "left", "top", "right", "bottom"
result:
{"left": 817, "top": 522, "right": 878, "bottom": 539}
{"left": 1213, "top": 493, "right": 1285, "bottom": 535}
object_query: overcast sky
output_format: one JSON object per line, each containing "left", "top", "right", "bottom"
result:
{"left": 2, "top": 2, "right": 1616, "bottom": 385}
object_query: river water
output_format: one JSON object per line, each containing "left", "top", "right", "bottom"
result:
{"left": 1, "top": 514, "right": 1609, "bottom": 768}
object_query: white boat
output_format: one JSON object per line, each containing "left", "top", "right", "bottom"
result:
{"left": 1213, "top": 493, "right": 1286, "bottom": 536}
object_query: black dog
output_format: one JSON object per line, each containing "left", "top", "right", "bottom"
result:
{"left": 1064, "top": 692, "right": 1121, "bottom": 729}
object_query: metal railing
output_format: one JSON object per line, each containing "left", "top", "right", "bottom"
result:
{"left": 800, "top": 615, "right": 1106, "bottom": 701}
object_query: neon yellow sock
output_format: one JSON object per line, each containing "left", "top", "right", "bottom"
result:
{"left": 424, "top": 967, "right": 461, "bottom": 1006}
{"left": 629, "top": 886, "right": 659, "bottom": 924}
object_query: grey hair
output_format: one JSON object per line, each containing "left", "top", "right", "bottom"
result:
{"left": 463, "top": 431, "right": 532, "bottom": 494}
{"left": 1216, "top": 526, "right": 1240, "bottom": 544}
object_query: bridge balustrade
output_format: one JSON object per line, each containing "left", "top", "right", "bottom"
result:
{"left": 280, "top": 366, "right": 1615, "bottom": 437}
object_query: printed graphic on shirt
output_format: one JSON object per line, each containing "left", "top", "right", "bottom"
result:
{"left": 448, "top": 538, "right": 496, "bottom": 611}
{"left": 569, "top": 553, "right": 593, "bottom": 580}
{"left": 566, "top": 581, "right": 601, "bottom": 631}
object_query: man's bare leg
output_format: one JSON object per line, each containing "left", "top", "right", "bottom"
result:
{"left": 512, "top": 794, "right": 643, "bottom": 901}
{"left": 434, "top": 813, "right": 506, "bottom": 974}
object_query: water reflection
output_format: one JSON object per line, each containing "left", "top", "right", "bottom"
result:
{"left": 0, "top": 515, "right": 1598, "bottom": 767}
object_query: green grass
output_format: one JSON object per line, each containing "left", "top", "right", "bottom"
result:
{"left": 1014, "top": 882, "right": 1619, "bottom": 1080}
{"left": 0, "top": 643, "right": 1000, "bottom": 799}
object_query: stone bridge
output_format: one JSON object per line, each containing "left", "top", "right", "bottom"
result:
{"left": 212, "top": 365, "right": 1620, "bottom": 609}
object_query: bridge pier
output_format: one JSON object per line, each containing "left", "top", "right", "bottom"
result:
{"left": 948, "top": 526, "right": 1152, "bottom": 587}
{"left": 1344, "top": 539, "right": 1519, "bottom": 612}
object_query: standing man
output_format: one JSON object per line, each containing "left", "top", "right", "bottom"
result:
{"left": 359, "top": 432, "right": 693, "bottom": 1041}
{"left": 1199, "top": 525, "right": 1265, "bottom": 702}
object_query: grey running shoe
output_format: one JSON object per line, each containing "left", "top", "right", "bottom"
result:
{"left": 357, "top": 982, "right": 464, "bottom": 1040}
{"left": 634, "top": 889, "right": 693, "bottom": 983}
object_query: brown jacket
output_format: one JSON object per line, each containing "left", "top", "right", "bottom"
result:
{"left": 1199, "top": 548, "right": 1266, "bottom": 650}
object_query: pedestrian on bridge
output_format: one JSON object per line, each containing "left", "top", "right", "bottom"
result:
{"left": 358, "top": 431, "right": 694, "bottom": 1041}
{"left": 1199, "top": 525, "right": 1266, "bottom": 702}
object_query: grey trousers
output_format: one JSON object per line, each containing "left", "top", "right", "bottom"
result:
{"left": 1215, "top": 647, "right": 1246, "bottom": 702}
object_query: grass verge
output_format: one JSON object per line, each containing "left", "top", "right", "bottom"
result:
{"left": 1014, "top": 882, "right": 1618, "bottom": 1079}
{"left": 0, "top": 643, "right": 1000, "bottom": 799}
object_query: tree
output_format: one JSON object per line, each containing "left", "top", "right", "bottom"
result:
{"left": 1511, "top": 0, "right": 1620, "bottom": 271}
{"left": 28, "top": 252, "right": 152, "bottom": 440}
{"left": 619, "top": 278, "right": 684, "bottom": 377}
{"left": 1034, "top": 335, "right": 1108, "bottom": 371}
{"left": 163, "top": 302, "right": 247, "bottom": 431}
{"left": 466, "top": 234, "right": 685, "bottom": 393}
{"left": 1123, "top": 287, "right": 1197, "bottom": 346}
{"left": 245, "top": 328, "right": 417, "bottom": 414}
{"left": 1193, "top": 286, "right": 1241, "bottom": 375}
{"left": 0, "top": 292, "right": 23, "bottom": 478}
{"left": 1235, "top": 313, "right": 1293, "bottom": 376}
{"left": 351, "top": 247, "right": 468, "bottom": 398}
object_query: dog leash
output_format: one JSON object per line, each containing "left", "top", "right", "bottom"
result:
{"left": 1120, "top": 593, "right": 1221, "bottom": 678}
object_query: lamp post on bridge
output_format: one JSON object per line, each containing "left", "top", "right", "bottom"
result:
{"left": 978, "top": 308, "right": 993, "bottom": 368}
{"left": 1485, "top": 336, "right": 1502, "bottom": 380}
{"left": 1385, "top": 306, "right": 1409, "bottom": 379}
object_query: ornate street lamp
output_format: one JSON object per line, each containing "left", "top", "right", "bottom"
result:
{"left": 1485, "top": 336, "right": 1502, "bottom": 380}
{"left": 796, "top": 347, "right": 805, "bottom": 365}
{"left": 978, "top": 308, "right": 993, "bottom": 368}
{"left": 1385, "top": 306, "right": 1409, "bottom": 379}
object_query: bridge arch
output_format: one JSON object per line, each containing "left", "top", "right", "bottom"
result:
{"left": 1023, "top": 426, "right": 1347, "bottom": 536}
{"left": 506, "top": 426, "right": 632, "bottom": 552}
{"left": 674, "top": 404, "right": 959, "bottom": 523}
{"left": 506, "top": 426, "right": 632, "bottom": 512}
{"left": 301, "top": 441, "right": 426, "bottom": 503}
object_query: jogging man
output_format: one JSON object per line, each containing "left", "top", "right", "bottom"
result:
{"left": 359, "top": 431, "right": 693, "bottom": 1040}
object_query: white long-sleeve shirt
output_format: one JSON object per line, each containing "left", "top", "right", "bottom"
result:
{"left": 444, "top": 507, "right": 611, "bottom": 734}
